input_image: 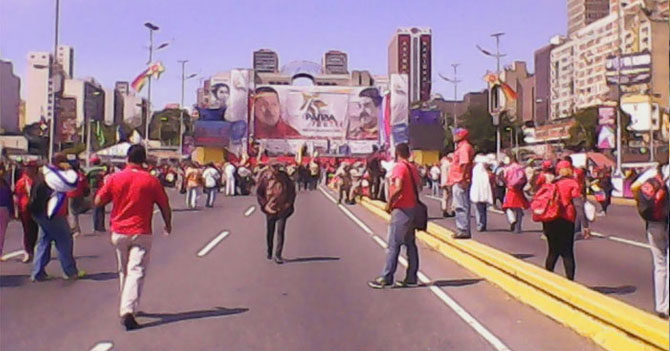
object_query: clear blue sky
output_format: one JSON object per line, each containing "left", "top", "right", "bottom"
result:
{"left": 0, "top": 0, "right": 566, "bottom": 110}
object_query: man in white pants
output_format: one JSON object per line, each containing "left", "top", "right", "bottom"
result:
{"left": 95, "top": 145, "right": 172, "bottom": 330}
{"left": 224, "top": 162, "right": 237, "bottom": 196}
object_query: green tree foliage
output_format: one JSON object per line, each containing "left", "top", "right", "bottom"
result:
{"left": 149, "top": 108, "right": 193, "bottom": 145}
{"left": 566, "top": 107, "right": 598, "bottom": 151}
{"left": 460, "top": 106, "right": 497, "bottom": 153}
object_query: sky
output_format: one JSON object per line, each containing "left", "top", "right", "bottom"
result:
{"left": 0, "top": 0, "right": 567, "bottom": 110}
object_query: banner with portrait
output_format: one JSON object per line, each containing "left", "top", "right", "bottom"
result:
{"left": 251, "top": 85, "right": 382, "bottom": 155}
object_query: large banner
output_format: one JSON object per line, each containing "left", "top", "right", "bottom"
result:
{"left": 252, "top": 85, "right": 382, "bottom": 154}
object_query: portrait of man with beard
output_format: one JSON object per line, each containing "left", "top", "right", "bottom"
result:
{"left": 347, "top": 87, "right": 381, "bottom": 140}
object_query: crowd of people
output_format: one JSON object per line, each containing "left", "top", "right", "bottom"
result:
{"left": 0, "top": 131, "right": 667, "bottom": 328}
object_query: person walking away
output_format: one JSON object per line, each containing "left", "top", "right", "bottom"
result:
{"left": 94, "top": 144, "right": 172, "bottom": 330}
{"left": 224, "top": 162, "right": 236, "bottom": 196}
{"left": 534, "top": 160, "right": 555, "bottom": 191}
{"left": 503, "top": 154, "right": 529, "bottom": 233}
{"left": 531, "top": 160, "right": 590, "bottom": 281}
{"left": 593, "top": 167, "right": 613, "bottom": 215}
{"left": 447, "top": 129, "right": 475, "bottom": 239}
{"left": 0, "top": 170, "right": 13, "bottom": 261}
{"left": 29, "top": 154, "right": 83, "bottom": 281}
{"left": 440, "top": 153, "right": 454, "bottom": 217}
{"left": 67, "top": 162, "right": 90, "bottom": 237}
{"left": 366, "top": 146, "right": 383, "bottom": 200}
{"left": 348, "top": 164, "right": 363, "bottom": 205}
{"left": 368, "top": 143, "right": 421, "bottom": 288}
{"left": 13, "top": 162, "right": 39, "bottom": 262}
{"left": 336, "top": 163, "right": 352, "bottom": 204}
{"left": 202, "top": 163, "right": 220, "bottom": 208}
{"left": 470, "top": 155, "right": 494, "bottom": 232}
{"left": 631, "top": 162, "right": 669, "bottom": 319}
{"left": 430, "top": 163, "right": 441, "bottom": 197}
{"left": 87, "top": 157, "right": 107, "bottom": 232}
{"left": 256, "top": 161, "right": 296, "bottom": 264}
{"left": 308, "top": 159, "right": 320, "bottom": 191}
{"left": 185, "top": 164, "right": 202, "bottom": 209}
{"left": 493, "top": 161, "right": 507, "bottom": 210}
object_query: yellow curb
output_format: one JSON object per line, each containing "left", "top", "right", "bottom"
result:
{"left": 358, "top": 197, "right": 668, "bottom": 351}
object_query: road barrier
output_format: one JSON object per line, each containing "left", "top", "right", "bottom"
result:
{"left": 357, "top": 196, "right": 668, "bottom": 351}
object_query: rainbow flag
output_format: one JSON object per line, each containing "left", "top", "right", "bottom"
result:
{"left": 131, "top": 62, "right": 166, "bottom": 92}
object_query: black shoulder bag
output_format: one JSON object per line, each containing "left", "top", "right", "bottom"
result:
{"left": 404, "top": 162, "right": 428, "bottom": 231}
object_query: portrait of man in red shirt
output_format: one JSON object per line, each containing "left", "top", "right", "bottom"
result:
{"left": 253, "top": 87, "right": 301, "bottom": 139}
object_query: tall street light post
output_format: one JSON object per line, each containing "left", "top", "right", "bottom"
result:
{"left": 477, "top": 32, "right": 506, "bottom": 160}
{"left": 144, "top": 22, "right": 159, "bottom": 148}
{"left": 48, "top": 0, "right": 61, "bottom": 161}
{"left": 178, "top": 60, "right": 197, "bottom": 157}
{"left": 439, "top": 63, "right": 462, "bottom": 128}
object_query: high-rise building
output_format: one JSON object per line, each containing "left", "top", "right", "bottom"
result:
{"left": 534, "top": 37, "right": 564, "bottom": 126}
{"left": 56, "top": 45, "right": 74, "bottom": 78}
{"left": 253, "top": 49, "right": 279, "bottom": 73}
{"left": 0, "top": 60, "right": 21, "bottom": 134}
{"left": 567, "top": 0, "right": 610, "bottom": 36}
{"left": 323, "top": 50, "right": 348, "bottom": 74}
{"left": 25, "top": 52, "right": 54, "bottom": 126}
{"left": 388, "top": 27, "right": 432, "bottom": 103}
{"left": 115, "top": 81, "right": 130, "bottom": 96}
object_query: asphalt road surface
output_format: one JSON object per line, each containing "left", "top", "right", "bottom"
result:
{"left": 1, "top": 188, "right": 604, "bottom": 351}
{"left": 421, "top": 189, "right": 657, "bottom": 314}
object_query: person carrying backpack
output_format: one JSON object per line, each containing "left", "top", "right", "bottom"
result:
{"left": 256, "top": 161, "right": 296, "bottom": 264}
{"left": 531, "top": 160, "right": 590, "bottom": 281}
{"left": 502, "top": 154, "right": 529, "bottom": 233}
{"left": 631, "top": 162, "right": 669, "bottom": 319}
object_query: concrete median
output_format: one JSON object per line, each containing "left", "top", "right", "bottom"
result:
{"left": 357, "top": 196, "right": 668, "bottom": 351}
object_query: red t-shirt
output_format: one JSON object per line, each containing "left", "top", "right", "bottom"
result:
{"left": 574, "top": 167, "right": 586, "bottom": 195}
{"left": 97, "top": 164, "right": 169, "bottom": 235}
{"left": 14, "top": 175, "right": 33, "bottom": 212}
{"left": 556, "top": 177, "right": 582, "bottom": 222}
{"left": 390, "top": 161, "right": 421, "bottom": 210}
{"left": 447, "top": 140, "right": 475, "bottom": 185}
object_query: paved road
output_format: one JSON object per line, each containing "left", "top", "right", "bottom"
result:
{"left": 420, "top": 190, "right": 656, "bottom": 314}
{"left": 1, "top": 188, "right": 603, "bottom": 351}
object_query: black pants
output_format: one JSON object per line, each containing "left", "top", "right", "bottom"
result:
{"left": 338, "top": 187, "right": 350, "bottom": 204}
{"left": 370, "top": 175, "right": 381, "bottom": 200}
{"left": 543, "top": 218, "right": 576, "bottom": 280}
{"left": 266, "top": 210, "right": 293, "bottom": 258}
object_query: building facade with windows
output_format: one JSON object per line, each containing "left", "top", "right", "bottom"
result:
{"left": 388, "top": 27, "right": 432, "bottom": 103}
{"left": 0, "top": 60, "right": 21, "bottom": 134}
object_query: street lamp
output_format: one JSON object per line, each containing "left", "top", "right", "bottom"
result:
{"left": 438, "top": 64, "right": 462, "bottom": 128}
{"left": 614, "top": 1, "right": 629, "bottom": 177}
{"left": 143, "top": 21, "right": 160, "bottom": 148}
{"left": 477, "top": 32, "right": 507, "bottom": 160}
{"left": 48, "top": 0, "right": 61, "bottom": 161}
{"left": 178, "top": 59, "right": 197, "bottom": 157}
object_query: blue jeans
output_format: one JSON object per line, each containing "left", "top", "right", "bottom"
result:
{"left": 452, "top": 183, "right": 471, "bottom": 236}
{"left": 431, "top": 181, "right": 441, "bottom": 196}
{"left": 474, "top": 202, "right": 488, "bottom": 231}
{"left": 31, "top": 215, "right": 78, "bottom": 280}
{"left": 93, "top": 205, "right": 105, "bottom": 232}
{"left": 381, "top": 207, "right": 419, "bottom": 284}
{"left": 206, "top": 187, "right": 217, "bottom": 207}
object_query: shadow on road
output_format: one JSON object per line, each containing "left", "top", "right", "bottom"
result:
{"left": 509, "top": 253, "right": 535, "bottom": 260}
{"left": 591, "top": 285, "right": 637, "bottom": 295}
{"left": 173, "top": 208, "right": 202, "bottom": 212}
{"left": 0, "top": 274, "right": 28, "bottom": 288}
{"left": 81, "top": 272, "right": 118, "bottom": 281}
{"left": 285, "top": 256, "right": 340, "bottom": 263}
{"left": 136, "top": 307, "right": 249, "bottom": 329}
{"left": 430, "top": 279, "right": 483, "bottom": 288}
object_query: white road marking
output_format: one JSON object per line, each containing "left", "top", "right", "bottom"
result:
{"left": 322, "top": 188, "right": 512, "bottom": 351}
{"left": 317, "top": 186, "right": 337, "bottom": 204}
{"left": 1, "top": 250, "right": 25, "bottom": 261}
{"left": 591, "top": 232, "right": 650, "bottom": 249}
{"left": 425, "top": 194, "right": 649, "bottom": 248}
{"left": 196, "top": 231, "right": 230, "bottom": 257}
{"left": 89, "top": 342, "right": 113, "bottom": 351}
{"left": 372, "top": 235, "right": 388, "bottom": 249}
{"left": 244, "top": 206, "right": 256, "bottom": 217}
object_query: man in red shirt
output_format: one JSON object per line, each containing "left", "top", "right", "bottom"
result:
{"left": 447, "top": 128, "right": 475, "bottom": 239}
{"left": 368, "top": 143, "right": 421, "bottom": 289}
{"left": 95, "top": 144, "right": 172, "bottom": 331}
{"left": 14, "top": 161, "right": 39, "bottom": 263}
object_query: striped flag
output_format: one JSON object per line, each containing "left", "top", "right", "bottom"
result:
{"left": 131, "top": 62, "right": 166, "bottom": 92}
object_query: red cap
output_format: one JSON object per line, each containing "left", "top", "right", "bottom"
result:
{"left": 454, "top": 128, "right": 470, "bottom": 140}
{"left": 556, "top": 160, "right": 572, "bottom": 173}
{"left": 542, "top": 160, "right": 553, "bottom": 171}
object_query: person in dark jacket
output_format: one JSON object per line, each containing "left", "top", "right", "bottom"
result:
{"left": 256, "top": 162, "right": 296, "bottom": 264}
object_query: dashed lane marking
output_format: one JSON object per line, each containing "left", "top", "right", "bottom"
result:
{"left": 320, "top": 186, "right": 512, "bottom": 351}
{"left": 425, "top": 194, "right": 649, "bottom": 249}
{"left": 89, "top": 342, "right": 113, "bottom": 351}
{"left": 244, "top": 206, "right": 256, "bottom": 217}
{"left": 1, "top": 250, "right": 25, "bottom": 261}
{"left": 197, "top": 231, "right": 230, "bottom": 257}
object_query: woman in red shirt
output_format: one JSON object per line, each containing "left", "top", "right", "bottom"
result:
{"left": 14, "top": 162, "right": 39, "bottom": 263}
{"left": 542, "top": 161, "right": 590, "bottom": 281}
{"left": 502, "top": 155, "right": 530, "bottom": 233}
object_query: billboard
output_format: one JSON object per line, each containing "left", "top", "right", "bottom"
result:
{"left": 193, "top": 121, "right": 232, "bottom": 147}
{"left": 605, "top": 51, "right": 652, "bottom": 86}
{"left": 409, "top": 109, "right": 444, "bottom": 150}
{"left": 390, "top": 74, "right": 409, "bottom": 147}
{"left": 251, "top": 85, "right": 382, "bottom": 154}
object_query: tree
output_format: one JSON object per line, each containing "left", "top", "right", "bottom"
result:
{"left": 460, "top": 106, "right": 497, "bottom": 153}
{"left": 566, "top": 107, "right": 598, "bottom": 151}
{"left": 149, "top": 108, "right": 193, "bottom": 145}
